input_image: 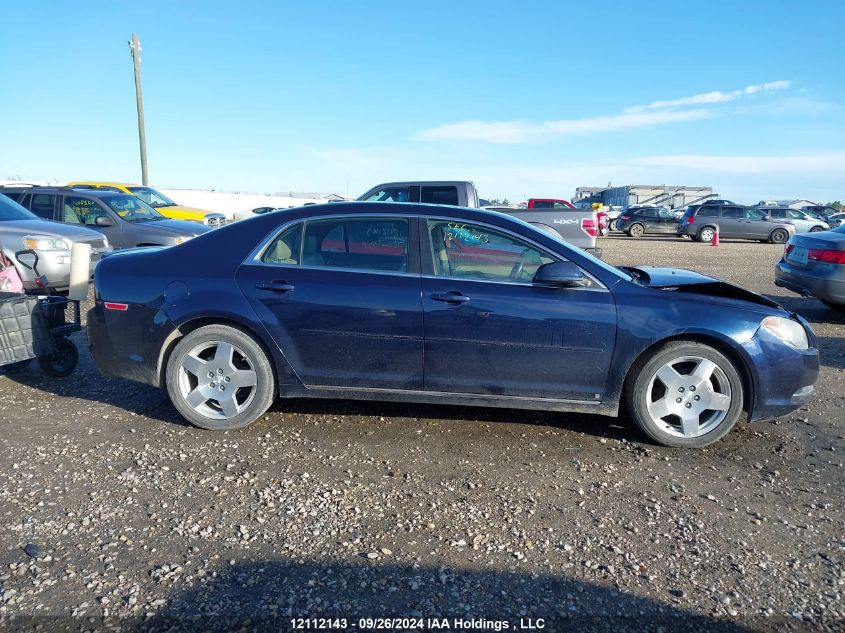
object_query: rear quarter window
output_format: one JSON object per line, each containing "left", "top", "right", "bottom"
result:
{"left": 420, "top": 187, "right": 459, "bottom": 206}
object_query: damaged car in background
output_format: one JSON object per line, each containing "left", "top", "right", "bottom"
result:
{"left": 88, "top": 203, "right": 818, "bottom": 448}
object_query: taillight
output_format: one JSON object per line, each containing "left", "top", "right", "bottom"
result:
{"left": 621, "top": 215, "right": 630, "bottom": 221}
{"left": 808, "top": 249, "right": 845, "bottom": 264}
{"left": 784, "top": 244, "right": 794, "bottom": 255}
{"left": 687, "top": 216, "right": 695, "bottom": 224}
{"left": 104, "top": 302, "right": 129, "bottom": 311}
{"left": 582, "top": 218, "right": 598, "bottom": 237}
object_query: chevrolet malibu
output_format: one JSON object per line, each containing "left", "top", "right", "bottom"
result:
{"left": 88, "top": 203, "right": 819, "bottom": 448}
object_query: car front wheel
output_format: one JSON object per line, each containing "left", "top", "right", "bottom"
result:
{"left": 626, "top": 341, "right": 744, "bottom": 448}
{"left": 166, "top": 324, "right": 276, "bottom": 430}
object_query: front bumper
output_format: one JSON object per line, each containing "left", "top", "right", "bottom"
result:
{"left": 775, "top": 259, "right": 845, "bottom": 305}
{"left": 741, "top": 317, "right": 819, "bottom": 421}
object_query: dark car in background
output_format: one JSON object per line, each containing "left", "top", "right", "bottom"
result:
{"left": 88, "top": 202, "right": 818, "bottom": 448}
{"left": 677, "top": 204, "right": 796, "bottom": 243}
{"left": 776, "top": 225, "right": 845, "bottom": 310}
{"left": 616, "top": 206, "right": 679, "bottom": 237}
{"left": 3, "top": 186, "right": 210, "bottom": 249}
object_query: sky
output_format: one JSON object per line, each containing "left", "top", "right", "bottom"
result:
{"left": 1, "top": 0, "right": 843, "bottom": 203}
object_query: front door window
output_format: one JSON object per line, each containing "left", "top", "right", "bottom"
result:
{"left": 427, "top": 219, "right": 554, "bottom": 283}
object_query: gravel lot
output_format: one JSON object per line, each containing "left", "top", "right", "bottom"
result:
{"left": 1, "top": 235, "right": 844, "bottom": 632}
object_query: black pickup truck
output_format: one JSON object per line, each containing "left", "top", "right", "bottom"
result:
{"left": 358, "top": 180, "right": 601, "bottom": 256}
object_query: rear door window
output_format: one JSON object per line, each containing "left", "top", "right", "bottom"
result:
{"left": 697, "top": 206, "right": 719, "bottom": 217}
{"left": 302, "top": 217, "right": 410, "bottom": 272}
{"left": 28, "top": 194, "right": 57, "bottom": 219}
{"left": 721, "top": 207, "right": 745, "bottom": 219}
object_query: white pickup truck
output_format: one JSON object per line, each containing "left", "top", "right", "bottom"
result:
{"left": 357, "top": 180, "right": 601, "bottom": 257}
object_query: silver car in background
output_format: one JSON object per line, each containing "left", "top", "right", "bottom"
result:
{"left": 776, "top": 225, "right": 845, "bottom": 310}
{"left": 0, "top": 193, "right": 110, "bottom": 292}
{"left": 758, "top": 207, "right": 829, "bottom": 233}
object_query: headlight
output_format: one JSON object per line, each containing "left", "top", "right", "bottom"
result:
{"left": 761, "top": 316, "right": 809, "bottom": 350}
{"left": 23, "top": 235, "right": 71, "bottom": 251}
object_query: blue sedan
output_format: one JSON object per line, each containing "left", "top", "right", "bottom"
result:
{"left": 88, "top": 203, "right": 819, "bottom": 448}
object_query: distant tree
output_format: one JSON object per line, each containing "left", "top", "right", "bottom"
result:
{"left": 826, "top": 201, "right": 844, "bottom": 211}
{"left": 488, "top": 198, "right": 511, "bottom": 205}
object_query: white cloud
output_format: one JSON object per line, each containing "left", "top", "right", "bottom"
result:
{"left": 418, "top": 108, "right": 712, "bottom": 144}
{"left": 626, "top": 81, "right": 791, "bottom": 112}
{"left": 419, "top": 80, "right": 792, "bottom": 144}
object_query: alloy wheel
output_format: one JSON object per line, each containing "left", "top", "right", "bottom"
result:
{"left": 177, "top": 340, "right": 258, "bottom": 419}
{"left": 644, "top": 355, "right": 732, "bottom": 438}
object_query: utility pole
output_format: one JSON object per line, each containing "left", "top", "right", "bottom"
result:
{"left": 128, "top": 33, "right": 148, "bottom": 185}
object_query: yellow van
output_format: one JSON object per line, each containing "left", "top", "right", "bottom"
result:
{"left": 66, "top": 182, "right": 226, "bottom": 227}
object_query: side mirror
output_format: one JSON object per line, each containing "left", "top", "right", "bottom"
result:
{"left": 763, "top": 215, "right": 771, "bottom": 221}
{"left": 533, "top": 261, "right": 590, "bottom": 288}
{"left": 94, "top": 216, "right": 115, "bottom": 227}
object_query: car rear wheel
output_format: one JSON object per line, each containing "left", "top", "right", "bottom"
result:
{"left": 609, "top": 219, "right": 618, "bottom": 232}
{"left": 698, "top": 226, "right": 716, "bottom": 243}
{"left": 628, "top": 223, "right": 645, "bottom": 238}
{"left": 166, "top": 325, "right": 276, "bottom": 430}
{"left": 769, "top": 228, "right": 789, "bottom": 244}
{"left": 625, "top": 341, "right": 744, "bottom": 448}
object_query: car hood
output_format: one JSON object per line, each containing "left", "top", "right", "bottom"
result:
{"left": 133, "top": 219, "right": 211, "bottom": 236}
{"left": 0, "top": 219, "right": 106, "bottom": 240}
{"left": 622, "top": 266, "right": 782, "bottom": 310}
{"left": 159, "top": 204, "right": 219, "bottom": 216}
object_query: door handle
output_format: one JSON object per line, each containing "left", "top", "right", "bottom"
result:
{"left": 430, "top": 292, "right": 470, "bottom": 305}
{"left": 255, "top": 281, "right": 295, "bottom": 292}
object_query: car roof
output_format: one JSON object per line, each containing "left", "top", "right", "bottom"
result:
{"left": 67, "top": 181, "right": 137, "bottom": 188}
{"left": 272, "top": 201, "right": 527, "bottom": 225}
{"left": 8, "top": 186, "right": 126, "bottom": 198}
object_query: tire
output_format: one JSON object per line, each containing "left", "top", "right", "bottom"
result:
{"left": 698, "top": 226, "right": 716, "bottom": 243}
{"left": 165, "top": 324, "right": 276, "bottom": 430}
{"left": 628, "top": 223, "right": 645, "bottom": 238}
{"left": 769, "top": 228, "right": 789, "bottom": 244}
{"left": 38, "top": 338, "right": 79, "bottom": 378}
{"left": 625, "top": 341, "right": 744, "bottom": 448}
{"left": 609, "top": 219, "right": 618, "bottom": 232}
{"left": 810, "top": 226, "right": 825, "bottom": 232}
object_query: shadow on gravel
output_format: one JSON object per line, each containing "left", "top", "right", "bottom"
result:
{"left": 135, "top": 558, "right": 758, "bottom": 633}
{"left": 267, "top": 397, "right": 642, "bottom": 443}
{"left": 764, "top": 294, "right": 845, "bottom": 325}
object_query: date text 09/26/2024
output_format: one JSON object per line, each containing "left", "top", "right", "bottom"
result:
{"left": 289, "top": 617, "right": 546, "bottom": 630}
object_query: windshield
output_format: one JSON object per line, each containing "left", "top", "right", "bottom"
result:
{"left": 127, "top": 186, "right": 177, "bottom": 208}
{"left": 0, "top": 194, "right": 39, "bottom": 221}
{"left": 104, "top": 195, "right": 165, "bottom": 222}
